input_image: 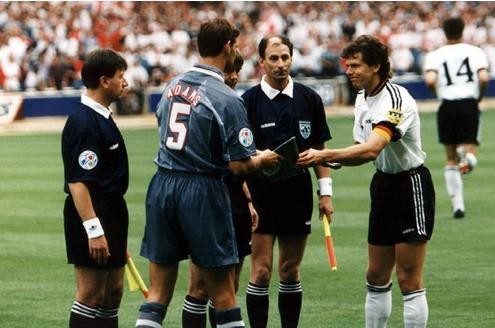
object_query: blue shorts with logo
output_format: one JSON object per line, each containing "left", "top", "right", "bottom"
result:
{"left": 140, "top": 169, "right": 239, "bottom": 268}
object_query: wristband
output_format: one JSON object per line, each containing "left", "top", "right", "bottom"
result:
{"left": 83, "top": 217, "right": 105, "bottom": 239}
{"left": 318, "top": 177, "right": 333, "bottom": 197}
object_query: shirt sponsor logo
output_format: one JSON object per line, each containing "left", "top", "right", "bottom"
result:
{"left": 78, "top": 150, "right": 98, "bottom": 170}
{"left": 260, "top": 122, "right": 276, "bottom": 129}
{"left": 299, "top": 120, "right": 311, "bottom": 139}
{"left": 239, "top": 127, "right": 254, "bottom": 147}
{"left": 109, "top": 143, "right": 119, "bottom": 150}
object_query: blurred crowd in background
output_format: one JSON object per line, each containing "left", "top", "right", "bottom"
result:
{"left": 0, "top": 1, "right": 494, "bottom": 93}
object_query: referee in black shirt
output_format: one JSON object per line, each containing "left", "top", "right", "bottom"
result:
{"left": 243, "top": 35, "right": 333, "bottom": 328}
{"left": 61, "top": 48, "right": 129, "bottom": 328}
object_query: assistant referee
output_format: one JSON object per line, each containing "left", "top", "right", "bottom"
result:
{"left": 61, "top": 48, "right": 129, "bottom": 328}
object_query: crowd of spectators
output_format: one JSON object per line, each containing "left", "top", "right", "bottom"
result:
{"left": 0, "top": 1, "right": 494, "bottom": 93}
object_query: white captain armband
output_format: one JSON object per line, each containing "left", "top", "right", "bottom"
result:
{"left": 318, "top": 177, "right": 333, "bottom": 197}
{"left": 83, "top": 217, "right": 105, "bottom": 239}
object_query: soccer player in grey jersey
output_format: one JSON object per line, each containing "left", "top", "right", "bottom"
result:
{"left": 424, "top": 17, "right": 490, "bottom": 218}
{"left": 298, "top": 35, "right": 435, "bottom": 328}
{"left": 135, "top": 18, "right": 280, "bottom": 328}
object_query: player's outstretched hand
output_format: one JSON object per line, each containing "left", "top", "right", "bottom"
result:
{"left": 258, "top": 149, "right": 282, "bottom": 168}
{"left": 297, "top": 148, "right": 327, "bottom": 167}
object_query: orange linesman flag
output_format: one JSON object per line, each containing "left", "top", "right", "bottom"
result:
{"left": 322, "top": 214, "right": 337, "bottom": 271}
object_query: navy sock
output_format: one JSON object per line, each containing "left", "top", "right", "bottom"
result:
{"left": 69, "top": 301, "right": 98, "bottom": 328}
{"left": 208, "top": 300, "right": 216, "bottom": 328}
{"left": 246, "top": 282, "right": 269, "bottom": 328}
{"left": 136, "top": 302, "right": 166, "bottom": 327}
{"left": 96, "top": 307, "right": 118, "bottom": 328}
{"left": 215, "top": 306, "right": 245, "bottom": 327}
{"left": 278, "top": 281, "right": 302, "bottom": 328}
{"left": 182, "top": 295, "right": 207, "bottom": 328}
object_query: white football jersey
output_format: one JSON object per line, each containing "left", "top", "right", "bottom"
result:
{"left": 353, "top": 81, "right": 426, "bottom": 174}
{"left": 423, "top": 43, "right": 489, "bottom": 100}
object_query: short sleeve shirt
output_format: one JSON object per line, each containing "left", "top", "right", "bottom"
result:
{"left": 242, "top": 76, "right": 331, "bottom": 151}
{"left": 62, "top": 95, "right": 129, "bottom": 195}
{"left": 423, "top": 43, "right": 489, "bottom": 100}
{"left": 353, "top": 81, "right": 426, "bottom": 173}
{"left": 154, "top": 63, "right": 256, "bottom": 176}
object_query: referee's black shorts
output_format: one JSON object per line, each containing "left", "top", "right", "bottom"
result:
{"left": 64, "top": 193, "right": 128, "bottom": 268}
{"left": 437, "top": 98, "right": 480, "bottom": 145}
{"left": 247, "top": 170, "right": 313, "bottom": 235}
{"left": 368, "top": 165, "right": 435, "bottom": 246}
{"left": 226, "top": 177, "right": 252, "bottom": 258}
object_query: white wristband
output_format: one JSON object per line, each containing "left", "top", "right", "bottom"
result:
{"left": 318, "top": 177, "right": 333, "bottom": 197}
{"left": 82, "top": 217, "right": 105, "bottom": 239}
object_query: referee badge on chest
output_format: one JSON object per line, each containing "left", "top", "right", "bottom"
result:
{"left": 78, "top": 150, "right": 98, "bottom": 170}
{"left": 299, "top": 120, "right": 311, "bottom": 139}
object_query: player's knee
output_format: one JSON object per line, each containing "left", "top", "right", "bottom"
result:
{"left": 105, "top": 284, "right": 124, "bottom": 306}
{"left": 366, "top": 270, "right": 390, "bottom": 287}
{"left": 278, "top": 261, "right": 300, "bottom": 282}
{"left": 252, "top": 266, "right": 272, "bottom": 285}
{"left": 188, "top": 283, "right": 209, "bottom": 300}
{"left": 396, "top": 269, "right": 422, "bottom": 292}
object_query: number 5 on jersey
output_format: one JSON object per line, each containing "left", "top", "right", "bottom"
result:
{"left": 166, "top": 102, "right": 191, "bottom": 150}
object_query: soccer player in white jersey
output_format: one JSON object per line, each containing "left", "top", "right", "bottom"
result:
{"left": 297, "top": 35, "right": 435, "bottom": 328}
{"left": 423, "top": 17, "right": 490, "bottom": 218}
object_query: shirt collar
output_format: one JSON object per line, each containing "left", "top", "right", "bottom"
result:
{"left": 260, "top": 75, "right": 294, "bottom": 100}
{"left": 189, "top": 63, "right": 224, "bottom": 82}
{"left": 81, "top": 94, "right": 112, "bottom": 119}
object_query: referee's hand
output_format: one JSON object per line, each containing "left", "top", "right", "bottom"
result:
{"left": 88, "top": 236, "right": 111, "bottom": 265}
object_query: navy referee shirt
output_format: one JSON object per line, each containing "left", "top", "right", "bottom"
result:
{"left": 242, "top": 80, "right": 331, "bottom": 151}
{"left": 62, "top": 95, "right": 129, "bottom": 195}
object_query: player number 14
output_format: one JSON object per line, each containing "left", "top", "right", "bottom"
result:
{"left": 442, "top": 57, "right": 474, "bottom": 86}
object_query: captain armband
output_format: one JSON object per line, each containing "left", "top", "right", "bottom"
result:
{"left": 82, "top": 217, "right": 105, "bottom": 239}
{"left": 317, "top": 177, "right": 333, "bottom": 197}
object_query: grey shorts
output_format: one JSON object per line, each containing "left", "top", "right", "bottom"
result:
{"left": 140, "top": 169, "right": 239, "bottom": 268}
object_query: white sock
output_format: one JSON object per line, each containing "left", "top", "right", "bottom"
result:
{"left": 444, "top": 166, "right": 464, "bottom": 211}
{"left": 466, "top": 152, "right": 478, "bottom": 168}
{"left": 365, "top": 281, "right": 392, "bottom": 328}
{"left": 403, "top": 289, "right": 428, "bottom": 328}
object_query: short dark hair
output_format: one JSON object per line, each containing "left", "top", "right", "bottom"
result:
{"left": 443, "top": 17, "right": 464, "bottom": 40}
{"left": 258, "top": 35, "right": 293, "bottom": 59}
{"left": 224, "top": 51, "right": 244, "bottom": 73}
{"left": 197, "top": 18, "right": 240, "bottom": 57}
{"left": 81, "top": 49, "right": 127, "bottom": 89}
{"left": 341, "top": 35, "right": 391, "bottom": 80}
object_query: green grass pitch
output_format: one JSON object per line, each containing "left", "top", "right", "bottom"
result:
{"left": 0, "top": 110, "right": 494, "bottom": 327}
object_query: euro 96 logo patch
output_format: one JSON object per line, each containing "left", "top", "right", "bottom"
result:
{"left": 78, "top": 150, "right": 98, "bottom": 170}
{"left": 238, "top": 127, "right": 254, "bottom": 147}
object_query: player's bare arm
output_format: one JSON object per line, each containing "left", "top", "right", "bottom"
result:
{"left": 68, "top": 182, "right": 110, "bottom": 265}
{"left": 311, "top": 142, "right": 334, "bottom": 222}
{"left": 229, "top": 149, "right": 281, "bottom": 175}
{"left": 478, "top": 68, "right": 490, "bottom": 102}
{"left": 297, "top": 131, "right": 390, "bottom": 167}
{"left": 424, "top": 70, "right": 437, "bottom": 95}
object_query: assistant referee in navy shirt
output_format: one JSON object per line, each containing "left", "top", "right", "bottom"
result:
{"left": 61, "top": 48, "right": 129, "bottom": 328}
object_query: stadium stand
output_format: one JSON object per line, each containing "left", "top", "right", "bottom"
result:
{"left": 0, "top": 2, "right": 494, "bottom": 117}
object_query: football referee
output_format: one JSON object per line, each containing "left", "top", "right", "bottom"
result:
{"left": 61, "top": 48, "right": 129, "bottom": 328}
{"left": 242, "top": 35, "right": 333, "bottom": 328}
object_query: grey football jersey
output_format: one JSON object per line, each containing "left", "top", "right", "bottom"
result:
{"left": 154, "top": 63, "right": 256, "bottom": 175}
